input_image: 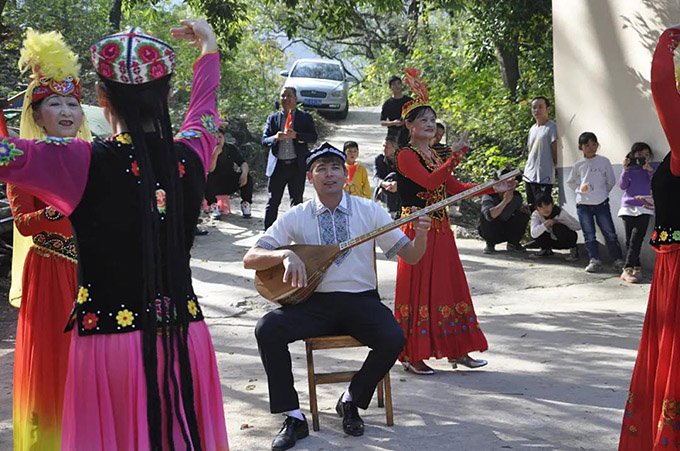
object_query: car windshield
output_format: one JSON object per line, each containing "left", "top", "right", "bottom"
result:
{"left": 291, "top": 62, "right": 344, "bottom": 81}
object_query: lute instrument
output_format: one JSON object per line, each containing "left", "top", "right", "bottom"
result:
{"left": 255, "top": 169, "right": 521, "bottom": 305}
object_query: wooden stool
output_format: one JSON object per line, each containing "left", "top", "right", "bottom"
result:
{"left": 304, "top": 335, "right": 394, "bottom": 432}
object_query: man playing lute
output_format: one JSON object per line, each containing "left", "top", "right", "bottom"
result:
{"left": 243, "top": 142, "right": 430, "bottom": 450}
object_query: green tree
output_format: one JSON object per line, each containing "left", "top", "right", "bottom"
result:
{"left": 436, "top": 0, "right": 552, "bottom": 99}
{"left": 262, "top": 0, "right": 423, "bottom": 79}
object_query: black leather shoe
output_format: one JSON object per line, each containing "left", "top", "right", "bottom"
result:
{"left": 271, "top": 414, "right": 309, "bottom": 451}
{"left": 335, "top": 394, "right": 364, "bottom": 436}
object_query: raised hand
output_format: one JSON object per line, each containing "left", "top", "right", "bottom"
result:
{"left": 170, "top": 19, "right": 217, "bottom": 55}
{"left": 451, "top": 131, "right": 470, "bottom": 153}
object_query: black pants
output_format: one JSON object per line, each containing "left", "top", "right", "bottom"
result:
{"left": 525, "top": 182, "right": 553, "bottom": 207}
{"left": 478, "top": 211, "right": 530, "bottom": 246}
{"left": 205, "top": 171, "right": 253, "bottom": 205}
{"left": 622, "top": 214, "right": 651, "bottom": 268}
{"left": 532, "top": 223, "right": 578, "bottom": 250}
{"left": 264, "top": 161, "right": 306, "bottom": 230}
{"left": 255, "top": 290, "right": 405, "bottom": 413}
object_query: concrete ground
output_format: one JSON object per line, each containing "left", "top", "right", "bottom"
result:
{"left": 0, "top": 108, "right": 649, "bottom": 450}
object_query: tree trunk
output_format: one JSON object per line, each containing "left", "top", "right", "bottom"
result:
{"left": 109, "top": 0, "right": 123, "bottom": 31}
{"left": 495, "top": 45, "right": 520, "bottom": 100}
{"left": 403, "top": 0, "right": 420, "bottom": 57}
{"left": 0, "top": 0, "right": 9, "bottom": 32}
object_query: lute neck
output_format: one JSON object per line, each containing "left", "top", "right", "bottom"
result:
{"left": 339, "top": 169, "right": 521, "bottom": 251}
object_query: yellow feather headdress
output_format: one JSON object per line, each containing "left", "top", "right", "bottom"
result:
{"left": 18, "top": 28, "right": 82, "bottom": 102}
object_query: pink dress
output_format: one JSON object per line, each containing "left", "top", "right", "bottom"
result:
{"left": 0, "top": 52, "right": 228, "bottom": 450}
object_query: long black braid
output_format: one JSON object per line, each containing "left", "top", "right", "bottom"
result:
{"left": 99, "top": 74, "right": 202, "bottom": 450}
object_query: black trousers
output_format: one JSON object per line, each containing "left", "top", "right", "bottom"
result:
{"left": 205, "top": 171, "right": 253, "bottom": 205}
{"left": 478, "top": 211, "right": 530, "bottom": 246}
{"left": 264, "top": 161, "right": 306, "bottom": 230}
{"left": 532, "top": 223, "right": 578, "bottom": 250}
{"left": 525, "top": 182, "right": 553, "bottom": 207}
{"left": 622, "top": 214, "right": 651, "bottom": 268}
{"left": 255, "top": 290, "right": 406, "bottom": 413}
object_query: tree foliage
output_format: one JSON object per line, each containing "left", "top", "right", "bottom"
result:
{"left": 266, "top": 0, "right": 554, "bottom": 182}
{"left": 1, "top": 0, "right": 555, "bottom": 184}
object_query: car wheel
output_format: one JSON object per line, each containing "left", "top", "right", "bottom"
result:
{"left": 337, "top": 100, "right": 349, "bottom": 120}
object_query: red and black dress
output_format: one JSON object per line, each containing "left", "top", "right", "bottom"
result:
{"left": 619, "top": 26, "right": 680, "bottom": 450}
{"left": 394, "top": 144, "right": 493, "bottom": 362}
{"left": 9, "top": 186, "right": 77, "bottom": 450}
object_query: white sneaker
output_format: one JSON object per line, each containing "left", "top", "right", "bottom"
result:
{"left": 209, "top": 203, "right": 222, "bottom": 220}
{"left": 620, "top": 267, "right": 639, "bottom": 283}
{"left": 585, "top": 258, "right": 602, "bottom": 273}
{"left": 241, "top": 201, "right": 251, "bottom": 218}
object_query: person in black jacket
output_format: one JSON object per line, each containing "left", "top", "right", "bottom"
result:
{"left": 373, "top": 135, "right": 401, "bottom": 218}
{"left": 205, "top": 130, "right": 253, "bottom": 219}
{"left": 262, "top": 86, "right": 318, "bottom": 230}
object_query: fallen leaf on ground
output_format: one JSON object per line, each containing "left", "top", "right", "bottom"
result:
{"left": 245, "top": 384, "right": 256, "bottom": 391}
{"left": 240, "top": 423, "right": 252, "bottom": 430}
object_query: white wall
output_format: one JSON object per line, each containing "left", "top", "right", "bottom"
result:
{"left": 553, "top": 0, "right": 680, "bottom": 267}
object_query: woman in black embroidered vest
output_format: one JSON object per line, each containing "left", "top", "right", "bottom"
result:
{"left": 393, "top": 69, "right": 514, "bottom": 376}
{"left": 0, "top": 20, "right": 228, "bottom": 449}
{"left": 619, "top": 26, "right": 680, "bottom": 450}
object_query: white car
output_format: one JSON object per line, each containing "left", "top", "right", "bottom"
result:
{"left": 280, "top": 59, "right": 352, "bottom": 119}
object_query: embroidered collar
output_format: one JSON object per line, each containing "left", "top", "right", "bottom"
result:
{"left": 407, "top": 143, "right": 443, "bottom": 171}
{"left": 312, "top": 192, "right": 352, "bottom": 217}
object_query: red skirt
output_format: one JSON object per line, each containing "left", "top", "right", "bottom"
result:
{"left": 619, "top": 244, "right": 680, "bottom": 450}
{"left": 394, "top": 219, "right": 488, "bottom": 362}
{"left": 13, "top": 246, "right": 77, "bottom": 450}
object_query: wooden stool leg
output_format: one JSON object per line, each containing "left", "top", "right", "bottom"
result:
{"left": 377, "top": 378, "right": 385, "bottom": 408}
{"left": 384, "top": 372, "right": 393, "bottom": 426}
{"left": 305, "top": 342, "right": 320, "bottom": 431}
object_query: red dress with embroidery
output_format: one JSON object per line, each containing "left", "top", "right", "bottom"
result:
{"left": 9, "top": 185, "right": 78, "bottom": 450}
{"left": 394, "top": 145, "right": 493, "bottom": 362}
{"left": 619, "top": 27, "right": 680, "bottom": 450}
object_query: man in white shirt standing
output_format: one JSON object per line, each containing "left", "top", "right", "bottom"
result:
{"left": 524, "top": 96, "right": 558, "bottom": 207}
{"left": 243, "top": 142, "right": 430, "bottom": 451}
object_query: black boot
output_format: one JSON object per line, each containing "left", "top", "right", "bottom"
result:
{"left": 271, "top": 414, "right": 309, "bottom": 451}
{"left": 336, "top": 394, "right": 364, "bottom": 436}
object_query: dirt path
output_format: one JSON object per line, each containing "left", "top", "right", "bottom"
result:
{"left": 194, "top": 107, "right": 645, "bottom": 450}
{"left": 0, "top": 107, "right": 647, "bottom": 450}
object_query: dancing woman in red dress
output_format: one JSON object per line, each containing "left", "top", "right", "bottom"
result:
{"left": 9, "top": 29, "right": 90, "bottom": 450}
{"left": 619, "top": 25, "right": 680, "bottom": 450}
{"left": 393, "top": 69, "right": 515, "bottom": 375}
